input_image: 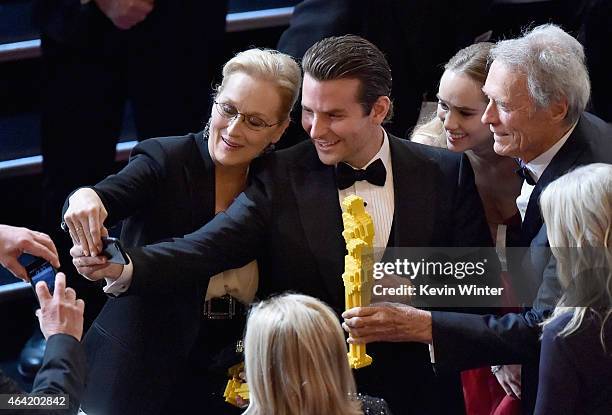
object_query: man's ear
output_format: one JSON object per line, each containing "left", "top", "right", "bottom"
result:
{"left": 370, "top": 96, "right": 391, "bottom": 124}
{"left": 549, "top": 96, "right": 569, "bottom": 124}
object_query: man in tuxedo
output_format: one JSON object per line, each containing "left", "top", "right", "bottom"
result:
{"left": 73, "top": 35, "right": 491, "bottom": 414}
{"left": 342, "top": 24, "right": 612, "bottom": 414}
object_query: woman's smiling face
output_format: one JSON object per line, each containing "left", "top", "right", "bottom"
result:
{"left": 436, "top": 70, "right": 491, "bottom": 154}
{"left": 209, "top": 72, "right": 288, "bottom": 168}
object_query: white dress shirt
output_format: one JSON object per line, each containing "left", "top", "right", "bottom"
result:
{"left": 516, "top": 122, "right": 576, "bottom": 220}
{"left": 338, "top": 128, "right": 394, "bottom": 249}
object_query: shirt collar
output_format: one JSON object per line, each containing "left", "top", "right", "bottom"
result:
{"left": 524, "top": 121, "right": 577, "bottom": 181}
{"left": 345, "top": 127, "right": 391, "bottom": 173}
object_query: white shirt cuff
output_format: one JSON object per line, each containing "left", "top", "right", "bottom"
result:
{"left": 428, "top": 343, "right": 436, "bottom": 364}
{"left": 102, "top": 258, "right": 133, "bottom": 296}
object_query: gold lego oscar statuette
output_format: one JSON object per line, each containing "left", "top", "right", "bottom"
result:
{"left": 223, "top": 362, "right": 249, "bottom": 407}
{"left": 341, "top": 195, "right": 374, "bottom": 369}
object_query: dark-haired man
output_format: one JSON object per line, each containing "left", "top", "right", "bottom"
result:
{"left": 72, "top": 35, "right": 491, "bottom": 414}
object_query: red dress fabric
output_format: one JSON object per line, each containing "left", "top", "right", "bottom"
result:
{"left": 461, "top": 216, "right": 522, "bottom": 415}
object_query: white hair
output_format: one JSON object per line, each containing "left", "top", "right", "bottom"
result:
{"left": 217, "top": 48, "right": 302, "bottom": 119}
{"left": 491, "top": 24, "right": 590, "bottom": 124}
{"left": 540, "top": 163, "right": 612, "bottom": 348}
{"left": 243, "top": 294, "right": 362, "bottom": 415}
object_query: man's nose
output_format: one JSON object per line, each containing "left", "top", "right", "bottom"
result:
{"left": 482, "top": 99, "right": 497, "bottom": 125}
{"left": 308, "top": 115, "right": 328, "bottom": 139}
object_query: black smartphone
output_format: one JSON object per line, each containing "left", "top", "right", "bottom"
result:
{"left": 27, "top": 258, "right": 57, "bottom": 304}
{"left": 102, "top": 236, "right": 130, "bottom": 265}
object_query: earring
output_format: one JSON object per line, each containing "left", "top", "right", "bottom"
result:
{"left": 203, "top": 117, "right": 212, "bottom": 138}
{"left": 262, "top": 143, "right": 276, "bottom": 155}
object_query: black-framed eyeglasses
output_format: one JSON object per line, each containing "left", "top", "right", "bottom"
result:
{"left": 214, "top": 101, "right": 285, "bottom": 131}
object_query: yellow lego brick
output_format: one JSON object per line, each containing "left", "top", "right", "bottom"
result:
{"left": 224, "top": 362, "right": 250, "bottom": 407}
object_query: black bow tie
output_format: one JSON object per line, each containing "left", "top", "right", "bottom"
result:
{"left": 336, "top": 158, "right": 387, "bottom": 190}
{"left": 515, "top": 163, "right": 537, "bottom": 186}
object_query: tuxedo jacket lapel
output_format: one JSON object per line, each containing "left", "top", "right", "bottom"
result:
{"left": 290, "top": 144, "right": 345, "bottom": 306}
{"left": 186, "top": 133, "right": 216, "bottom": 228}
{"left": 388, "top": 135, "right": 436, "bottom": 247}
{"left": 523, "top": 121, "right": 587, "bottom": 244}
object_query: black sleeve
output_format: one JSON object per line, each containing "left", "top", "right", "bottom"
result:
{"left": 30, "top": 334, "right": 86, "bottom": 415}
{"left": 431, "top": 307, "right": 545, "bottom": 371}
{"left": 61, "top": 139, "right": 165, "bottom": 227}
{"left": 126, "top": 168, "right": 272, "bottom": 295}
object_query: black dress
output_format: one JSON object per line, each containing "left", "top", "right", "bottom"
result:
{"left": 355, "top": 394, "right": 393, "bottom": 415}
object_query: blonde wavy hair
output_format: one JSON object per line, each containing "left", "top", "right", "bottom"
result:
{"left": 243, "top": 294, "right": 362, "bottom": 415}
{"left": 540, "top": 163, "right": 612, "bottom": 349}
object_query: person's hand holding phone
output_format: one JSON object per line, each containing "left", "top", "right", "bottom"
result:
{"left": 63, "top": 187, "right": 108, "bottom": 257}
{"left": 35, "top": 272, "right": 85, "bottom": 341}
{"left": 70, "top": 244, "right": 124, "bottom": 282}
{"left": 0, "top": 224, "right": 60, "bottom": 281}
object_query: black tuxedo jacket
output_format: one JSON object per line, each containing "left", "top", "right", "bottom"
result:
{"left": 0, "top": 334, "right": 86, "bottom": 415}
{"left": 127, "top": 133, "right": 492, "bottom": 414}
{"left": 70, "top": 133, "right": 224, "bottom": 415}
{"left": 431, "top": 112, "right": 612, "bottom": 414}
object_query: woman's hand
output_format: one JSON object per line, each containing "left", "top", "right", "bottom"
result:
{"left": 70, "top": 244, "right": 123, "bottom": 282}
{"left": 64, "top": 188, "right": 108, "bottom": 257}
{"left": 494, "top": 364, "right": 522, "bottom": 399}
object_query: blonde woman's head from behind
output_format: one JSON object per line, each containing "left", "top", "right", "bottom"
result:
{"left": 243, "top": 293, "right": 362, "bottom": 415}
{"left": 540, "top": 163, "right": 612, "bottom": 340}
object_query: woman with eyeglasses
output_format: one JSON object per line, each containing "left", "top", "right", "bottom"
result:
{"left": 61, "top": 48, "right": 301, "bottom": 415}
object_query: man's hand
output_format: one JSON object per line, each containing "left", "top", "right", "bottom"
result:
{"left": 35, "top": 273, "right": 85, "bottom": 341}
{"left": 94, "top": 0, "right": 154, "bottom": 30}
{"left": 494, "top": 364, "right": 522, "bottom": 399}
{"left": 64, "top": 188, "right": 108, "bottom": 256}
{"left": 0, "top": 225, "right": 60, "bottom": 281}
{"left": 342, "top": 302, "right": 433, "bottom": 344}
{"left": 70, "top": 244, "right": 123, "bottom": 282}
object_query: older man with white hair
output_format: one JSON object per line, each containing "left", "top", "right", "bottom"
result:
{"left": 343, "top": 24, "right": 612, "bottom": 414}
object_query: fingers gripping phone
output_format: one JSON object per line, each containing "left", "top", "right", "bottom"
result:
{"left": 27, "top": 258, "right": 57, "bottom": 305}
{"left": 101, "top": 236, "right": 130, "bottom": 265}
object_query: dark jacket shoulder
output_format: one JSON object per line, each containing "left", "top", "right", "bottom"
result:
{"left": 130, "top": 131, "right": 207, "bottom": 168}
